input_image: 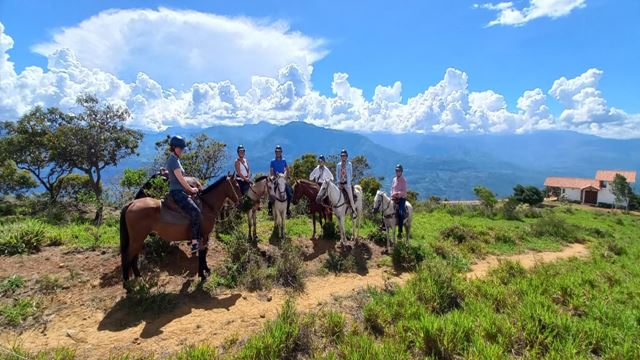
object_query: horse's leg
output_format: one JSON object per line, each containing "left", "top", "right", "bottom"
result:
{"left": 385, "top": 221, "right": 391, "bottom": 252}
{"left": 247, "top": 211, "right": 252, "bottom": 240}
{"left": 131, "top": 255, "right": 141, "bottom": 278}
{"left": 252, "top": 209, "right": 258, "bottom": 241}
{"left": 339, "top": 213, "right": 346, "bottom": 244}
{"left": 312, "top": 212, "right": 316, "bottom": 239}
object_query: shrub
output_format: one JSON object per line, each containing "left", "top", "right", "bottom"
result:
{"left": 172, "top": 344, "right": 218, "bottom": 360}
{"left": 501, "top": 197, "right": 521, "bottom": 220}
{"left": 412, "top": 260, "right": 465, "bottom": 314}
{"left": 473, "top": 186, "right": 497, "bottom": 211}
{"left": 368, "top": 230, "right": 387, "bottom": 247}
{"left": 0, "top": 219, "right": 46, "bottom": 255}
{"left": 489, "top": 260, "right": 527, "bottom": 285}
{"left": 605, "top": 239, "right": 626, "bottom": 257}
{"left": 320, "top": 310, "right": 346, "bottom": 342}
{"left": 0, "top": 275, "right": 25, "bottom": 294}
{"left": 324, "top": 250, "right": 356, "bottom": 274}
{"left": 125, "top": 278, "right": 175, "bottom": 314}
{"left": 431, "top": 242, "right": 469, "bottom": 272}
{"left": 36, "top": 274, "right": 63, "bottom": 294}
{"left": 0, "top": 298, "right": 39, "bottom": 326}
{"left": 242, "top": 253, "right": 272, "bottom": 291}
{"left": 440, "top": 224, "right": 477, "bottom": 244}
{"left": 322, "top": 221, "right": 339, "bottom": 241}
{"left": 530, "top": 214, "right": 576, "bottom": 240}
{"left": 512, "top": 184, "right": 544, "bottom": 206}
{"left": 275, "top": 241, "right": 305, "bottom": 290}
{"left": 392, "top": 241, "right": 426, "bottom": 271}
{"left": 143, "top": 234, "right": 175, "bottom": 264}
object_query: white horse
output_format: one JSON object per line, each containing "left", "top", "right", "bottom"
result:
{"left": 242, "top": 176, "right": 269, "bottom": 242}
{"left": 316, "top": 180, "right": 363, "bottom": 244}
{"left": 373, "top": 191, "right": 413, "bottom": 251}
{"left": 268, "top": 174, "right": 288, "bottom": 241}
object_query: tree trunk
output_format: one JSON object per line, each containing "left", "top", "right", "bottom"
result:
{"left": 88, "top": 169, "right": 103, "bottom": 225}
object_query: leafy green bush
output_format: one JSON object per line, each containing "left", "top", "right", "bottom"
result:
{"left": 489, "top": 260, "right": 527, "bottom": 285}
{"left": 501, "top": 197, "right": 521, "bottom": 220}
{"left": 320, "top": 310, "right": 346, "bottom": 341}
{"left": 0, "top": 219, "right": 46, "bottom": 255}
{"left": 368, "top": 230, "right": 387, "bottom": 247}
{"left": 392, "top": 241, "right": 426, "bottom": 271}
{"left": 172, "top": 344, "right": 218, "bottom": 360}
{"left": 530, "top": 214, "right": 576, "bottom": 240}
{"left": 324, "top": 250, "right": 356, "bottom": 274}
{"left": 275, "top": 241, "right": 305, "bottom": 291}
{"left": 512, "top": 184, "right": 544, "bottom": 206}
{"left": 440, "top": 224, "right": 477, "bottom": 244}
{"left": 0, "top": 275, "right": 25, "bottom": 294}
{"left": 322, "top": 221, "right": 339, "bottom": 241}
{"left": 125, "top": 279, "right": 175, "bottom": 314}
{"left": 36, "top": 274, "right": 63, "bottom": 294}
{"left": 143, "top": 234, "right": 175, "bottom": 264}
{"left": 0, "top": 298, "right": 39, "bottom": 326}
{"left": 473, "top": 186, "right": 497, "bottom": 212}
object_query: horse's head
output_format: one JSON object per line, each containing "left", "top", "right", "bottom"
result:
{"left": 316, "top": 179, "right": 329, "bottom": 204}
{"left": 373, "top": 190, "right": 384, "bottom": 214}
{"left": 292, "top": 180, "right": 301, "bottom": 204}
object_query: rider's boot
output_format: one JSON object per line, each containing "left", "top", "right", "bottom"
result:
{"left": 190, "top": 239, "right": 199, "bottom": 254}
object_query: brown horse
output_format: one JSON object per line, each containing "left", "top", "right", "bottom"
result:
{"left": 119, "top": 175, "right": 240, "bottom": 288}
{"left": 292, "top": 179, "right": 332, "bottom": 238}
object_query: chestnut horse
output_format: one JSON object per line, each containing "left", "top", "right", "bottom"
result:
{"left": 292, "top": 179, "right": 332, "bottom": 238}
{"left": 119, "top": 175, "right": 240, "bottom": 288}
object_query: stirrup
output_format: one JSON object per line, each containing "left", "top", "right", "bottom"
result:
{"left": 190, "top": 241, "right": 199, "bottom": 254}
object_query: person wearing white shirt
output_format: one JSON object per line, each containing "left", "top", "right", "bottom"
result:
{"left": 309, "top": 155, "right": 334, "bottom": 185}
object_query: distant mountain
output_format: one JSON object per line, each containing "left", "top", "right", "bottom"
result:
{"left": 102, "top": 122, "right": 639, "bottom": 200}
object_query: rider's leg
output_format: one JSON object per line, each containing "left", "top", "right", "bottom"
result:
{"left": 396, "top": 198, "right": 406, "bottom": 236}
{"left": 172, "top": 190, "right": 202, "bottom": 254}
{"left": 345, "top": 185, "right": 356, "bottom": 214}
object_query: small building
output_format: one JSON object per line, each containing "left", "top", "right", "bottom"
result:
{"left": 544, "top": 170, "right": 636, "bottom": 206}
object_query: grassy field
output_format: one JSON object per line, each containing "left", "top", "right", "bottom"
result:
{"left": 1, "top": 201, "right": 639, "bottom": 359}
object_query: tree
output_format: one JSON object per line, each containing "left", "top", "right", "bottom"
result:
{"left": 290, "top": 153, "right": 318, "bottom": 181}
{"left": 360, "top": 176, "right": 382, "bottom": 197}
{"left": 512, "top": 184, "right": 544, "bottom": 206}
{"left": 0, "top": 107, "right": 72, "bottom": 202}
{"left": 473, "top": 186, "right": 497, "bottom": 212}
{"left": 406, "top": 190, "right": 419, "bottom": 204}
{"left": 351, "top": 155, "right": 371, "bottom": 184}
{"left": 54, "top": 94, "right": 143, "bottom": 224}
{"left": 154, "top": 133, "right": 226, "bottom": 183}
{"left": 0, "top": 160, "right": 37, "bottom": 196}
{"left": 56, "top": 173, "right": 94, "bottom": 202}
{"left": 611, "top": 174, "right": 633, "bottom": 211}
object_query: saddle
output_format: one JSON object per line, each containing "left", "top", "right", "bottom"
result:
{"left": 159, "top": 178, "right": 203, "bottom": 225}
{"left": 340, "top": 185, "right": 358, "bottom": 208}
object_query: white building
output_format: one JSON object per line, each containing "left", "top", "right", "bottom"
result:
{"left": 544, "top": 170, "right": 636, "bottom": 206}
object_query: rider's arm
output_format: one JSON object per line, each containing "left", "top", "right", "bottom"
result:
{"left": 234, "top": 160, "right": 242, "bottom": 178}
{"left": 174, "top": 168, "right": 197, "bottom": 194}
{"left": 327, "top": 167, "right": 334, "bottom": 181}
{"left": 245, "top": 160, "right": 251, "bottom": 181}
{"left": 309, "top": 167, "right": 318, "bottom": 181}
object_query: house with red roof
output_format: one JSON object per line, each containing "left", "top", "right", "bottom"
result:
{"left": 544, "top": 170, "right": 636, "bottom": 206}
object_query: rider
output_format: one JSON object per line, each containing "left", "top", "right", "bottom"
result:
{"left": 166, "top": 136, "right": 201, "bottom": 254}
{"left": 269, "top": 145, "right": 293, "bottom": 218}
{"left": 309, "top": 155, "right": 334, "bottom": 185}
{"left": 336, "top": 149, "right": 356, "bottom": 213}
{"left": 391, "top": 164, "right": 408, "bottom": 237}
{"left": 234, "top": 145, "right": 251, "bottom": 195}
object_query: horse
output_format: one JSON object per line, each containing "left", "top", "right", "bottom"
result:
{"left": 240, "top": 176, "right": 269, "bottom": 242}
{"left": 316, "top": 180, "right": 363, "bottom": 245}
{"left": 292, "top": 179, "right": 332, "bottom": 239}
{"left": 373, "top": 190, "right": 413, "bottom": 251}
{"left": 268, "top": 174, "right": 288, "bottom": 242}
{"left": 119, "top": 174, "right": 241, "bottom": 289}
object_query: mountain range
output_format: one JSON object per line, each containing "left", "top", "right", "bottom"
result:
{"left": 105, "top": 122, "right": 640, "bottom": 200}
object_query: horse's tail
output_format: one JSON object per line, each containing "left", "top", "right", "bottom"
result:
{"left": 120, "top": 202, "right": 133, "bottom": 285}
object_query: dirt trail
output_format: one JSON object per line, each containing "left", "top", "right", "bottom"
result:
{"left": 0, "top": 242, "right": 589, "bottom": 359}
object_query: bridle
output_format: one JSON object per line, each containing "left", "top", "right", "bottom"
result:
{"left": 271, "top": 176, "right": 288, "bottom": 202}
{"left": 375, "top": 193, "right": 395, "bottom": 219}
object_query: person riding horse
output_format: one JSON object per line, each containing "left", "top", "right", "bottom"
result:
{"left": 391, "top": 164, "right": 408, "bottom": 237}
{"left": 309, "top": 155, "right": 334, "bottom": 185}
{"left": 234, "top": 145, "right": 251, "bottom": 195}
{"left": 166, "top": 136, "right": 201, "bottom": 254}
{"left": 336, "top": 149, "right": 356, "bottom": 214}
{"left": 269, "top": 145, "right": 293, "bottom": 218}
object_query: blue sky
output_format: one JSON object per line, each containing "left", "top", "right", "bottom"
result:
{"left": 0, "top": 0, "right": 639, "bottom": 137}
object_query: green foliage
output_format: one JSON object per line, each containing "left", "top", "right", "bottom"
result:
{"left": 530, "top": 214, "right": 576, "bottom": 241}
{"left": 0, "top": 275, "right": 25, "bottom": 294}
{"left": 501, "top": 197, "right": 521, "bottom": 220}
{"left": 368, "top": 230, "right": 387, "bottom": 247}
{"left": 0, "top": 107, "right": 72, "bottom": 202}
{"left": 323, "top": 250, "right": 356, "bottom": 274}
{"left": 120, "top": 168, "right": 148, "bottom": 199}
{"left": 125, "top": 278, "right": 175, "bottom": 314}
{"left": 143, "top": 235, "right": 175, "bottom": 264}
{"left": 0, "top": 298, "right": 39, "bottom": 326}
{"left": 0, "top": 160, "right": 37, "bottom": 195}
{"left": 55, "top": 173, "right": 94, "bottom": 202}
{"left": 406, "top": 190, "right": 419, "bottom": 204}
{"left": 0, "top": 219, "right": 46, "bottom": 255}
{"left": 611, "top": 174, "right": 633, "bottom": 210}
{"left": 171, "top": 344, "right": 218, "bottom": 360}
{"left": 53, "top": 94, "right": 143, "bottom": 223}
{"left": 155, "top": 133, "right": 226, "bottom": 183}
{"left": 440, "top": 224, "right": 477, "bottom": 244}
{"left": 350, "top": 155, "right": 371, "bottom": 184}
{"left": 145, "top": 175, "right": 169, "bottom": 200}
{"left": 275, "top": 241, "right": 305, "bottom": 290}
{"left": 237, "top": 300, "right": 310, "bottom": 359}
{"left": 320, "top": 311, "right": 346, "bottom": 341}
{"left": 391, "top": 241, "right": 427, "bottom": 271}
{"left": 290, "top": 153, "right": 318, "bottom": 181}
{"left": 359, "top": 176, "right": 381, "bottom": 197}
{"left": 512, "top": 184, "right": 544, "bottom": 206}
{"left": 322, "top": 221, "right": 339, "bottom": 241}
{"left": 36, "top": 274, "right": 63, "bottom": 294}
{"left": 473, "top": 186, "right": 497, "bottom": 211}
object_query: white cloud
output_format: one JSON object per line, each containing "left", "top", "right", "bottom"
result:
{"left": 1, "top": 19, "right": 639, "bottom": 139}
{"left": 476, "top": 0, "right": 586, "bottom": 27}
{"left": 31, "top": 8, "right": 327, "bottom": 90}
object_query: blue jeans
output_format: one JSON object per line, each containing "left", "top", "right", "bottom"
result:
{"left": 237, "top": 179, "right": 250, "bottom": 195}
{"left": 395, "top": 198, "right": 406, "bottom": 232}
{"left": 170, "top": 190, "right": 201, "bottom": 240}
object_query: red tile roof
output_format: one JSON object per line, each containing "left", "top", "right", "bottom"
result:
{"left": 544, "top": 177, "right": 600, "bottom": 189}
{"left": 595, "top": 170, "right": 636, "bottom": 183}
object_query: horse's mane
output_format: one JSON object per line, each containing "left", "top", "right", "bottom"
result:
{"left": 254, "top": 175, "right": 268, "bottom": 182}
{"left": 201, "top": 176, "right": 228, "bottom": 195}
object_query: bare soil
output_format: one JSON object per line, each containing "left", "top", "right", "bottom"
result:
{"left": 0, "top": 240, "right": 589, "bottom": 359}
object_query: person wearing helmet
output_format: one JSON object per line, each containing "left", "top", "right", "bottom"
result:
{"left": 166, "top": 136, "right": 201, "bottom": 254}
{"left": 391, "top": 164, "right": 408, "bottom": 237}
{"left": 336, "top": 149, "right": 356, "bottom": 212}
{"left": 269, "top": 145, "right": 293, "bottom": 217}
{"left": 309, "top": 155, "right": 333, "bottom": 185}
{"left": 234, "top": 145, "right": 251, "bottom": 195}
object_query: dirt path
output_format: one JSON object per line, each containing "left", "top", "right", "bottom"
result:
{"left": 0, "top": 242, "right": 589, "bottom": 359}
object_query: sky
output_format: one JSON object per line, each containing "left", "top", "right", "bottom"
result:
{"left": 0, "top": 0, "right": 639, "bottom": 138}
